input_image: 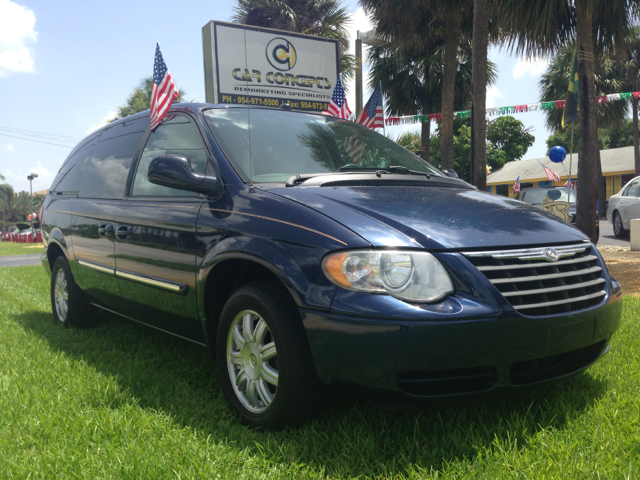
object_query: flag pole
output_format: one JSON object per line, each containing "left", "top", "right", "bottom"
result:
{"left": 568, "top": 120, "right": 574, "bottom": 197}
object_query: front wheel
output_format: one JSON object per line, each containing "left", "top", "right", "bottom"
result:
{"left": 613, "top": 212, "right": 627, "bottom": 238}
{"left": 216, "top": 281, "right": 318, "bottom": 429}
{"left": 50, "top": 256, "right": 97, "bottom": 328}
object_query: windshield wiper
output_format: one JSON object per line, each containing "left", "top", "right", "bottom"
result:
{"left": 339, "top": 165, "right": 431, "bottom": 178}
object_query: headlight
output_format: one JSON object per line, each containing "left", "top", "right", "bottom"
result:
{"left": 322, "top": 250, "right": 454, "bottom": 303}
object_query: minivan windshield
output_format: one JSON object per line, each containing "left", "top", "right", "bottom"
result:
{"left": 204, "top": 108, "right": 441, "bottom": 183}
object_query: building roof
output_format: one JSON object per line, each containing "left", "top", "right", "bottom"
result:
{"left": 487, "top": 145, "right": 637, "bottom": 185}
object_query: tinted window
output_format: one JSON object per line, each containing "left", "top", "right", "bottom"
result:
{"left": 521, "top": 188, "right": 576, "bottom": 204}
{"left": 132, "top": 116, "right": 209, "bottom": 196}
{"left": 203, "top": 108, "right": 441, "bottom": 183}
{"left": 78, "top": 118, "right": 147, "bottom": 199}
{"left": 625, "top": 181, "right": 640, "bottom": 197}
{"left": 51, "top": 140, "right": 97, "bottom": 193}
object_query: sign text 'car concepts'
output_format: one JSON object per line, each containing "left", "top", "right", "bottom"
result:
{"left": 202, "top": 21, "right": 340, "bottom": 112}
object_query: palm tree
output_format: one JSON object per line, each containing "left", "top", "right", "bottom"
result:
{"left": 111, "top": 77, "right": 187, "bottom": 121}
{"left": 540, "top": 43, "right": 628, "bottom": 218}
{"left": 0, "top": 185, "right": 30, "bottom": 224}
{"left": 360, "top": 0, "right": 472, "bottom": 171}
{"left": 540, "top": 44, "right": 627, "bottom": 132}
{"left": 471, "top": 0, "right": 489, "bottom": 189}
{"left": 233, "top": 0, "right": 354, "bottom": 80}
{"left": 368, "top": 36, "right": 498, "bottom": 164}
{"left": 498, "top": 0, "right": 640, "bottom": 243}
{"left": 620, "top": 27, "right": 640, "bottom": 176}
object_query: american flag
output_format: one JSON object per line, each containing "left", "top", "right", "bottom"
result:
{"left": 356, "top": 82, "right": 384, "bottom": 129}
{"left": 513, "top": 176, "right": 521, "bottom": 194}
{"left": 325, "top": 75, "right": 351, "bottom": 119}
{"left": 342, "top": 135, "right": 369, "bottom": 164}
{"left": 543, "top": 165, "right": 561, "bottom": 182}
{"left": 150, "top": 43, "right": 179, "bottom": 131}
{"left": 564, "top": 180, "right": 577, "bottom": 190}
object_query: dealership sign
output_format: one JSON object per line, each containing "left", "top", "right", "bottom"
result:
{"left": 202, "top": 21, "right": 340, "bottom": 112}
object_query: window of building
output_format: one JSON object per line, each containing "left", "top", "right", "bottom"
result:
{"left": 496, "top": 184, "right": 509, "bottom": 197}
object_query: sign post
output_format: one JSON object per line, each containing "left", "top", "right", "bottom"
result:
{"left": 202, "top": 21, "right": 340, "bottom": 112}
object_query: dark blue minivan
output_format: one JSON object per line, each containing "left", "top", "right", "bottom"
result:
{"left": 41, "top": 104, "right": 623, "bottom": 428}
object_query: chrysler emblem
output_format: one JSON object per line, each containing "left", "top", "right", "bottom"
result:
{"left": 543, "top": 248, "right": 559, "bottom": 262}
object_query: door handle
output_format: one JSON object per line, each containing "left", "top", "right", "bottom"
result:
{"left": 116, "top": 225, "right": 134, "bottom": 241}
{"left": 98, "top": 223, "right": 114, "bottom": 237}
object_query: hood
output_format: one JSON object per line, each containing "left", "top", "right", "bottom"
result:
{"left": 270, "top": 185, "right": 587, "bottom": 250}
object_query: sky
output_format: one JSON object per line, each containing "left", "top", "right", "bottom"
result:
{"left": 1, "top": 0, "right": 558, "bottom": 193}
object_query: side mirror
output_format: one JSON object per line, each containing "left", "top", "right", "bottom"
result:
{"left": 441, "top": 169, "right": 459, "bottom": 179}
{"left": 148, "top": 154, "right": 220, "bottom": 196}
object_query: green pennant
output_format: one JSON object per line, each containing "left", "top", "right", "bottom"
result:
{"left": 562, "top": 52, "right": 579, "bottom": 127}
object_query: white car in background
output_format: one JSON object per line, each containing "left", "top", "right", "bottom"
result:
{"left": 607, "top": 176, "right": 640, "bottom": 237}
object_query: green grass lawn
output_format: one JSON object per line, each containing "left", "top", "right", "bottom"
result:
{"left": 0, "top": 240, "right": 43, "bottom": 256}
{"left": 1, "top": 266, "right": 639, "bottom": 479}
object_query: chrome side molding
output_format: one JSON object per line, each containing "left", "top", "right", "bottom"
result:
{"left": 78, "top": 259, "right": 115, "bottom": 275}
{"left": 77, "top": 258, "right": 187, "bottom": 295}
{"left": 115, "top": 269, "right": 188, "bottom": 295}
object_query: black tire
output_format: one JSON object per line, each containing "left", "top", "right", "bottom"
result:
{"left": 50, "top": 256, "right": 98, "bottom": 328}
{"left": 216, "top": 281, "right": 318, "bottom": 429}
{"left": 613, "top": 211, "right": 627, "bottom": 238}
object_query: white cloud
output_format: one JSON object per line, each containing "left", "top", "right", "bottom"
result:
{"left": 1, "top": 160, "right": 55, "bottom": 193}
{"left": 486, "top": 85, "right": 502, "bottom": 108}
{"left": 23, "top": 160, "right": 54, "bottom": 191}
{"left": 6, "top": 144, "right": 14, "bottom": 151}
{"left": 0, "top": 0, "right": 37, "bottom": 77}
{"left": 512, "top": 57, "right": 549, "bottom": 79}
{"left": 344, "top": 7, "right": 374, "bottom": 115}
{"left": 85, "top": 111, "right": 117, "bottom": 135}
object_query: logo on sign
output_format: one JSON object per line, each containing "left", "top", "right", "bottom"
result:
{"left": 266, "top": 38, "right": 297, "bottom": 71}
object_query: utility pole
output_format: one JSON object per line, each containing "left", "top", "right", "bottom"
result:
{"left": 355, "top": 30, "right": 385, "bottom": 116}
{"left": 27, "top": 173, "right": 38, "bottom": 239}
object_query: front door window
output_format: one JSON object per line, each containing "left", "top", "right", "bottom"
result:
{"left": 132, "top": 115, "right": 209, "bottom": 197}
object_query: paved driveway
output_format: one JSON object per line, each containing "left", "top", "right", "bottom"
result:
{"left": 598, "top": 219, "right": 631, "bottom": 247}
{"left": 0, "top": 254, "right": 42, "bottom": 268}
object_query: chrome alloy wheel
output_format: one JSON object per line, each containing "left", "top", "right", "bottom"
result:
{"left": 226, "top": 310, "right": 279, "bottom": 413}
{"left": 54, "top": 268, "right": 69, "bottom": 322}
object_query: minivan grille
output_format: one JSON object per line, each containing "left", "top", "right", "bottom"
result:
{"left": 463, "top": 243, "right": 606, "bottom": 316}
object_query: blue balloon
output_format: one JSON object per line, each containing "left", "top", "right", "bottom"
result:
{"left": 549, "top": 146, "right": 567, "bottom": 163}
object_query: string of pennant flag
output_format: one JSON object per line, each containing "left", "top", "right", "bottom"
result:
{"left": 384, "top": 91, "right": 640, "bottom": 126}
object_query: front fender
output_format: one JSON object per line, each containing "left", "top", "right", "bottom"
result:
{"left": 196, "top": 235, "right": 336, "bottom": 319}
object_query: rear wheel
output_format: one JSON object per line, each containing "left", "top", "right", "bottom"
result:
{"left": 216, "top": 281, "right": 318, "bottom": 429}
{"left": 50, "top": 256, "right": 97, "bottom": 328}
{"left": 613, "top": 211, "right": 627, "bottom": 238}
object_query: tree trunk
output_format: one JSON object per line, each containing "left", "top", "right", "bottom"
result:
{"left": 634, "top": 96, "right": 640, "bottom": 176}
{"left": 420, "top": 119, "right": 431, "bottom": 164}
{"left": 471, "top": 0, "right": 489, "bottom": 191}
{"left": 440, "top": 6, "right": 462, "bottom": 171}
{"left": 575, "top": 1, "right": 599, "bottom": 243}
{"left": 597, "top": 149, "right": 606, "bottom": 220}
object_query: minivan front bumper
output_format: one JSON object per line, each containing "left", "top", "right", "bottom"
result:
{"left": 300, "top": 288, "right": 622, "bottom": 401}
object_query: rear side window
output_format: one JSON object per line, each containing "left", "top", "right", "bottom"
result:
{"left": 625, "top": 181, "right": 640, "bottom": 197}
{"left": 131, "top": 115, "right": 208, "bottom": 197}
{"left": 78, "top": 118, "right": 147, "bottom": 199}
{"left": 51, "top": 141, "right": 97, "bottom": 193}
